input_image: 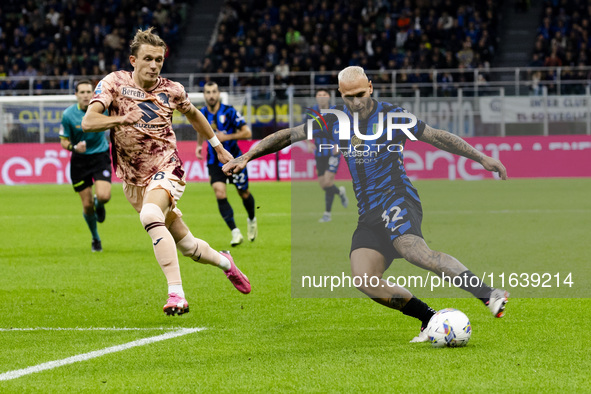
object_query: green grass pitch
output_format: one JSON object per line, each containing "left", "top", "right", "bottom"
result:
{"left": 0, "top": 179, "right": 589, "bottom": 391}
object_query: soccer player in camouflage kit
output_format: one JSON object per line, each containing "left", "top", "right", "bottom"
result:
{"left": 82, "top": 27, "right": 251, "bottom": 315}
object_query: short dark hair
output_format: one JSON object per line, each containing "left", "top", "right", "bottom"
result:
{"left": 204, "top": 81, "right": 218, "bottom": 88}
{"left": 75, "top": 79, "right": 93, "bottom": 93}
{"left": 315, "top": 88, "right": 330, "bottom": 96}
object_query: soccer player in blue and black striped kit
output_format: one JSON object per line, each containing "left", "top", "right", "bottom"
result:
{"left": 198, "top": 82, "right": 257, "bottom": 246}
{"left": 223, "top": 67, "right": 510, "bottom": 342}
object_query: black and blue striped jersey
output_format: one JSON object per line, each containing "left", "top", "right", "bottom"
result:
{"left": 200, "top": 103, "right": 246, "bottom": 167}
{"left": 318, "top": 100, "right": 426, "bottom": 221}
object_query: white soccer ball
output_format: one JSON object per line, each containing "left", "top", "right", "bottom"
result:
{"left": 426, "top": 308, "right": 472, "bottom": 348}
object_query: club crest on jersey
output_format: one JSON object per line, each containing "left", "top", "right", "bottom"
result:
{"left": 121, "top": 87, "right": 145, "bottom": 99}
{"left": 218, "top": 115, "right": 226, "bottom": 124}
{"left": 351, "top": 135, "right": 363, "bottom": 147}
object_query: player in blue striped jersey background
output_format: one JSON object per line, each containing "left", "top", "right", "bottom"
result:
{"left": 198, "top": 82, "right": 257, "bottom": 246}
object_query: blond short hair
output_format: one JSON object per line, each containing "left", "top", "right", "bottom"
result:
{"left": 129, "top": 27, "right": 167, "bottom": 57}
{"left": 338, "top": 66, "right": 368, "bottom": 83}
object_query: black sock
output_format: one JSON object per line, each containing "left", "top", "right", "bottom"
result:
{"left": 242, "top": 194, "right": 256, "bottom": 220}
{"left": 217, "top": 198, "right": 236, "bottom": 230}
{"left": 324, "top": 185, "right": 339, "bottom": 212}
{"left": 400, "top": 297, "right": 436, "bottom": 329}
{"left": 454, "top": 270, "right": 493, "bottom": 304}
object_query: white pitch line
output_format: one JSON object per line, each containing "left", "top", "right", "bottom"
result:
{"left": 0, "top": 327, "right": 181, "bottom": 332}
{"left": 0, "top": 327, "right": 205, "bottom": 381}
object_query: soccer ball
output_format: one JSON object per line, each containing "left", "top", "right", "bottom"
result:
{"left": 426, "top": 308, "right": 472, "bottom": 348}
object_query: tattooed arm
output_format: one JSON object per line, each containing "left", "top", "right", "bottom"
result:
{"left": 222, "top": 124, "right": 307, "bottom": 175}
{"left": 419, "top": 124, "right": 508, "bottom": 179}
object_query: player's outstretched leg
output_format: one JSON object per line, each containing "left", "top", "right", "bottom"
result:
{"left": 351, "top": 248, "right": 435, "bottom": 342}
{"left": 173, "top": 225, "right": 251, "bottom": 294}
{"left": 393, "top": 234, "right": 509, "bottom": 318}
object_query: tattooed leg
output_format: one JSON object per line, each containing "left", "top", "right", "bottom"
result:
{"left": 392, "top": 234, "right": 468, "bottom": 277}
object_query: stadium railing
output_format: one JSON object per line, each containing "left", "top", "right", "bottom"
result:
{"left": 1, "top": 66, "right": 590, "bottom": 98}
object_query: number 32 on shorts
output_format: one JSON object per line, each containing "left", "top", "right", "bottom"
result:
{"left": 382, "top": 205, "right": 404, "bottom": 232}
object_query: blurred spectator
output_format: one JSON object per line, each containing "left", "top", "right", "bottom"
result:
{"left": 457, "top": 40, "right": 475, "bottom": 68}
{"left": 530, "top": 70, "right": 543, "bottom": 96}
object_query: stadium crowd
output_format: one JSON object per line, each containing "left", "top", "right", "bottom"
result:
{"left": 199, "top": 0, "right": 502, "bottom": 94}
{"left": 0, "top": 0, "right": 186, "bottom": 93}
{"left": 529, "top": 0, "right": 591, "bottom": 94}
{"left": 2, "top": 0, "right": 589, "bottom": 96}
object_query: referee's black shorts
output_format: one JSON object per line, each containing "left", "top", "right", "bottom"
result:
{"left": 70, "top": 151, "right": 112, "bottom": 192}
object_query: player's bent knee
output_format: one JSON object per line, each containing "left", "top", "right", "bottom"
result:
{"left": 97, "top": 193, "right": 111, "bottom": 204}
{"left": 139, "top": 203, "right": 165, "bottom": 230}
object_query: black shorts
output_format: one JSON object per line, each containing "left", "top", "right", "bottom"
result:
{"left": 70, "top": 151, "right": 112, "bottom": 192}
{"left": 350, "top": 187, "right": 423, "bottom": 264}
{"left": 316, "top": 155, "right": 341, "bottom": 177}
{"left": 208, "top": 164, "right": 249, "bottom": 190}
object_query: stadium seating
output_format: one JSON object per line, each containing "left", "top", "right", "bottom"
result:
{"left": 0, "top": 0, "right": 187, "bottom": 93}
{"left": 530, "top": 0, "right": 591, "bottom": 94}
{"left": 199, "top": 0, "right": 502, "bottom": 82}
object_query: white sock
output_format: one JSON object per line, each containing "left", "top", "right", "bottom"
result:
{"left": 219, "top": 253, "right": 231, "bottom": 271}
{"left": 168, "top": 284, "right": 184, "bottom": 298}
